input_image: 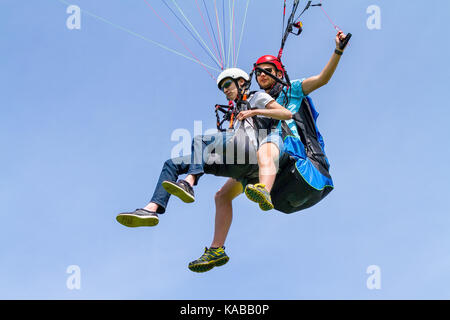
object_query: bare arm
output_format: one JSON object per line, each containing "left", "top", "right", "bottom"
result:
{"left": 302, "top": 31, "right": 349, "bottom": 96}
{"left": 236, "top": 100, "right": 292, "bottom": 121}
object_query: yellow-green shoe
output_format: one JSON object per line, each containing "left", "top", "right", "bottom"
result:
{"left": 116, "top": 209, "right": 159, "bottom": 228}
{"left": 188, "top": 247, "right": 229, "bottom": 273}
{"left": 244, "top": 183, "right": 274, "bottom": 211}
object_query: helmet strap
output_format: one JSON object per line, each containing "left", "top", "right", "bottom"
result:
{"left": 254, "top": 66, "right": 289, "bottom": 89}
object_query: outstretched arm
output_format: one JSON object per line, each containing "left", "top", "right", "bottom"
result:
{"left": 302, "top": 31, "right": 350, "bottom": 96}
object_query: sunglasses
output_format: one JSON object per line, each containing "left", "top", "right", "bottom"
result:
{"left": 220, "top": 79, "right": 234, "bottom": 91}
{"left": 255, "top": 67, "right": 274, "bottom": 77}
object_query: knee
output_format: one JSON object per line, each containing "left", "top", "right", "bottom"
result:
{"left": 163, "top": 158, "right": 182, "bottom": 173}
{"left": 163, "top": 158, "right": 175, "bottom": 168}
{"left": 257, "top": 149, "right": 271, "bottom": 166}
{"left": 215, "top": 188, "right": 232, "bottom": 203}
{"left": 162, "top": 158, "right": 170, "bottom": 168}
{"left": 258, "top": 144, "right": 279, "bottom": 164}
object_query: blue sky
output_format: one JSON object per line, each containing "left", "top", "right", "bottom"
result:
{"left": 1, "top": 0, "right": 450, "bottom": 299}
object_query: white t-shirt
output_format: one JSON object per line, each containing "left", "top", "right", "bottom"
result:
{"left": 233, "top": 91, "right": 274, "bottom": 148}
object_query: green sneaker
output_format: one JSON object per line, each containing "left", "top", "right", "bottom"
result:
{"left": 116, "top": 208, "right": 159, "bottom": 228}
{"left": 188, "top": 247, "right": 229, "bottom": 273}
{"left": 244, "top": 183, "right": 274, "bottom": 211}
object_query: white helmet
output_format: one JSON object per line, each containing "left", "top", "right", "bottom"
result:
{"left": 217, "top": 68, "right": 250, "bottom": 89}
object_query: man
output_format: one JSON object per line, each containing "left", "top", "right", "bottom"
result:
{"left": 188, "top": 31, "right": 350, "bottom": 273}
{"left": 116, "top": 68, "right": 290, "bottom": 229}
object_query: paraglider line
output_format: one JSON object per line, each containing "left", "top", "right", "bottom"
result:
{"left": 232, "top": 0, "right": 236, "bottom": 67}
{"left": 222, "top": 0, "right": 227, "bottom": 68}
{"left": 169, "top": 0, "right": 223, "bottom": 70}
{"left": 202, "top": 0, "right": 223, "bottom": 69}
{"left": 144, "top": 0, "right": 217, "bottom": 80}
{"left": 227, "top": 0, "right": 233, "bottom": 68}
{"left": 282, "top": 0, "right": 287, "bottom": 39}
{"left": 318, "top": 0, "right": 342, "bottom": 32}
{"left": 235, "top": 0, "right": 250, "bottom": 68}
{"left": 161, "top": 0, "right": 222, "bottom": 70}
{"left": 195, "top": 0, "right": 224, "bottom": 69}
{"left": 52, "top": 0, "right": 220, "bottom": 73}
{"left": 214, "top": 0, "right": 226, "bottom": 69}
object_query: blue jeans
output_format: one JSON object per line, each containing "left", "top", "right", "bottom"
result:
{"left": 150, "top": 132, "right": 232, "bottom": 213}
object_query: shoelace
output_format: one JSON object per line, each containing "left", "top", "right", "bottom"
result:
{"left": 198, "top": 247, "right": 222, "bottom": 261}
{"left": 179, "top": 180, "right": 193, "bottom": 191}
{"left": 254, "top": 183, "right": 268, "bottom": 193}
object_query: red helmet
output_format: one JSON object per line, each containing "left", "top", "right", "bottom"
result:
{"left": 254, "top": 55, "right": 285, "bottom": 76}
